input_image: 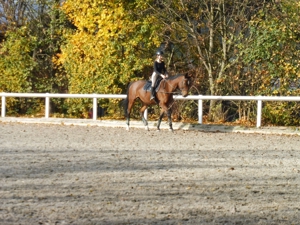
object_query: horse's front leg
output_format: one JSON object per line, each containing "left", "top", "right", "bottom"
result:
{"left": 157, "top": 104, "right": 169, "bottom": 131}
{"left": 140, "top": 105, "right": 149, "bottom": 131}
{"left": 167, "top": 108, "right": 173, "bottom": 131}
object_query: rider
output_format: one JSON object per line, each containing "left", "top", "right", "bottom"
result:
{"left": 150, "top": 51, "right": 168, "bottom": 100}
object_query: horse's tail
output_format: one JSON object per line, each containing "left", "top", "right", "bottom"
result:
{"left": 123, "top": 82, "right": 132, "bottom": 118}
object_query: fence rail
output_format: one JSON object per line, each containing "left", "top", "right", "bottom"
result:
{"left": 1, "top": 92, "right": 300, "bottom": 128}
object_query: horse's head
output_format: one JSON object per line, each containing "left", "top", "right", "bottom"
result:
{"left": 178, "top": 73, "right": 193, "bottom": 97}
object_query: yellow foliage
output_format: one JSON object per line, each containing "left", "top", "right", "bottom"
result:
{"left": 57, "top": 0, "right": 161, "bottom": 95}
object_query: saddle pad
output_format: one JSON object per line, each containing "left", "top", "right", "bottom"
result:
{"left": 143, "top": 78, "right": 162, "bottom": 92}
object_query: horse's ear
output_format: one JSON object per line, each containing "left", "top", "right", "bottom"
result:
{"left": 184, "top": 72, "right": 194, "bottom": 86}
{"left": 184, "top": 72, "right": 193, "bottom": 79}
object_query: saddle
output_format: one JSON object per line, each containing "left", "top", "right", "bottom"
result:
{"left": 143, "top": 77, "right": 163, "bottom": 92}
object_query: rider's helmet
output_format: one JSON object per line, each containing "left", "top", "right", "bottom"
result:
{"left": 156, "top": 50, "right": 164, "bottom": 56}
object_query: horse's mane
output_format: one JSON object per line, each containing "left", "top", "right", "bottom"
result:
{"left": 167, "top": 74, "right": 184, "bottom": 80}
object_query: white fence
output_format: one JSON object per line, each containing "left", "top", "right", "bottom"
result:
{"left": 1, "top": 92, "right": 300, "bottom": 128}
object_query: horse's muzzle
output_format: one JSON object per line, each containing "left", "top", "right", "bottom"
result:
{"left": 182, "top": 91, "right": 188, "bottom": 97}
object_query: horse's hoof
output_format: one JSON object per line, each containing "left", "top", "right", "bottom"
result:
{"left": 169, "top": 128, "right": 173, "bottom": 132}
{"left": 145, "top": 126, "right": 149, "bottom": 131}
{"left": 126, "top": 126, "right": 130, "bottom": 131}
{"left": 156, "top": 129, "right": 160, "bottom": 132}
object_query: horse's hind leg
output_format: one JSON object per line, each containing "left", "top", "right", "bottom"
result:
{"left": 140, "top": 105, "right": 149, "bottom": 131}
{"left": 126, "top": 98, "right": 135, "bottom": 131}
{"left": 126, "top": 113, "right": 130, "bottom": 131}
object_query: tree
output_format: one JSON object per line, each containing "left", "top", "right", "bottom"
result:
{"left": 0, "top": 0, "right": 27, "bottom": 27}
{"left": 239, "top": 0, "right": 300, "bottom": 125}
{"left": 0, "top": 0, "right": 69, "bottom": 115}
{"left": 147, "top": 0, "right": 270, "bottom": 122}
{"left": 56, "top": 0, "right": 161, "bottom": 116}
{"left": 0, "top": 27, "right": 37, "bottom": 93}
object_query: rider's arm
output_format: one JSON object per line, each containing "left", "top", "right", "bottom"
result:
{"left": 162, "top": 62, "right": 168, "bottom": 78}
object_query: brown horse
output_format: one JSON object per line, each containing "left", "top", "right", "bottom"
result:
{"left": 124, "top": 73, "right": 193, "bottom": 131}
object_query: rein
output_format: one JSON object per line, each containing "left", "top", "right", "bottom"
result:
{"left": 157, "top": 78, "right": 185, "bottom": 94}
{"left": 160, "top": 79, "right": 177, "bottom": 110}
{"left": 158, "top": 79, "right": 183, "bottom": 94}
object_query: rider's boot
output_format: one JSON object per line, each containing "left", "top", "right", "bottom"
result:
{"left": 150, "top": 87, "right": 155, "bottom": 100}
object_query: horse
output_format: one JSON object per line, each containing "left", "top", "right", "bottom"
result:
{"left": 123, "top": 73, "right": 193, "bottom": 131}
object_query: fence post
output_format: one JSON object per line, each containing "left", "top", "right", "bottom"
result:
{"left": 198, "top": 96, "right": 203, "bottom": 124}
{"left": 1, "top": 94, "right": 6, "bottom": 118}
{"left": 93, "top": 94, "right": 97, "bottom": 121}
{"left": 45, "top": 93, "right": 50, "bottom": 118}
{"left": 257, "top": 96, "right": 262, "bottom": 128}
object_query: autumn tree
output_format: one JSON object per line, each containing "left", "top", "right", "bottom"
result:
{"left": 0, "top": 0, "right": 27, "bottom": 32}
{"left": 147, "top": 0, "right": 270, "bottom": 122}
{"left": 57, "top": 0, "right": 161, "bottom": 116}
{"left": 239, "top": 0, "right": 300, "bottom": 125}
{"left": 0, "top": 0, "right": 68, "bottom": 115}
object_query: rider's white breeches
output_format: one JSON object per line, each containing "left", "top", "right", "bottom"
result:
{"left": 151, "top": 72, "right": 158, "bottom": 87}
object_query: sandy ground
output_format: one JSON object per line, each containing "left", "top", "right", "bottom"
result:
{"left": 0, "top": 122, "right": 300, "bottom": 225}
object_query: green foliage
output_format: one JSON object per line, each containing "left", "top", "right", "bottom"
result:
{"left": 237, "top": 0, "right": 300, "bottom": 125}
{"left": 1, "top": 0, "right": 300, "bottom": 125}
{"left": 0, "top": 27, "right": 37, "bottom": 93}
{"left": 263, "top": 102, "right": 300, "bottom": 126}
{"left": 0, "top": 1, "right": 69, "bottom": 115}
{"left": 239, "top": 1, "right": 300, "bottom": 95}
{"left": 0, "top": 27, "right": 39, "bottom": 115}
